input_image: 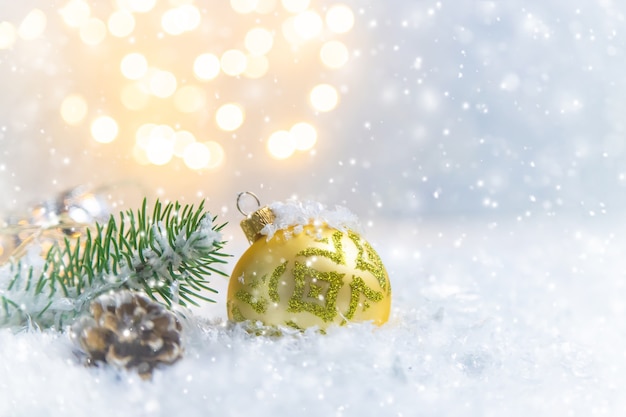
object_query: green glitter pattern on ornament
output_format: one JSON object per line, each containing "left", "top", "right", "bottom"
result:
{"left": 230, "top": 303, "right": 246, "bottom": 322}
{"left": 268, "top": 261, "right": 288, "bottom": 303}
{"left": 235, "top": 289, "right": 268, "bottom": 314}
{"left": 234, "top": 269, "right": 273, "bottom": 314}
{"left": 348, "top": 231, "right": 389, "bottom": 294}
{"left": 296, "top": 231, "right": 345, "bottom": 265}
{"left": 287, "top": 261, "right": 344, "bottom": 322}
{"left": 345, "top": 275, "right": 383, "bottom": 321}
{"left": 285, "top": 320, "right": 304, "bottom": 331}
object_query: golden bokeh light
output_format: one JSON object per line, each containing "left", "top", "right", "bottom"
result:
{"left": 204, "top": 141, "right": 225, "bottom": 169}
{"left": 0, "top": 22, "right": 17, "bottom": 50}
{"left": 145, "top": 137, "right": 174, "bottom": 166}
{"left": 320, "top": 40, "right": 349, "bottom": 69}
{"left": 120, "top": 83, "right": 150, "bottom": 110}
{"left": 281, "top": 0, "right": 310, "bottom": 14}
{"left": 243, "top": 55, "right": 269, "bottom": 78}
{"left": 108, "top": 10, "right": 135, "bottom": 38}
{"left": 220, "top": 49, "right": 248, "bottom": 76}
{"left": 244, "top": 27, "right": 274, "bottom": 56}
{"left": 173, "top": 130, "right": 197, "bottom": 157}
{"left": 132, "top": 144, "right": 150, "bottom": 165}
{"left": 290, "top": 122, "right": 317, "bottom": 151}
{"left": 132, "top": 123, "right": 225, "bottom": 170}
{"left": 230, "top": 0, "right": 258, "bottom": 14}
{"left": 281, "top": 17, "right": 300, "bottom": 45}
{"left": 59, "top": 0, "right": 91, "bottom": 28}
{"left": 90, "top": 116, "right": 119, "bottom": 144}
{"left": 145, "top": 126, "right": 175, "bottom": 166}
{"left": 79, "top": 18, "right": 107, "bottom": 45}
{"left": 60, "top": 94, "right": 88, "bottom": 125}
{"left": 51, "top": 0, "right": 353, "bottom": 166}
{"left": 135, "top": 123, "right": 158, "bottom": 147}
{"left": 293, "top": 10, "right": 323, "bottom": 40}
{"left": 215, "top": 103, "right": 245, "bottom": 131}
{"left": 325, "top": 4, "right": 354, "bottom": 34}
{"left": 125, "top": 0, "right": 158, "bottom": 13}
{"left": 161, "top": 5, "right": 201, "bottom": 36}
{"left": 255, "top": 0, "right": 277, "bottom": 14}
{"left": 174, "top": 85, "right": 207, "bottom": 113}
{"left": 182, "top": 142, "right": 211, "bottom": 170}
{"left": 18, "top": 9, "right": 47, "bottom": 41}
{"left": 149, "top": 70, "right": 177, "bottom": 98}
{"left": 120, "top": 53, "right": 148, "bottom": 80}
{"left": 267, "top": 130, "right": 296, "bottom": 159}
{"left": 310, "top": 83, "right": 339, "bottom": 112}
{"left": 193, "top": 53, "right": 221, "bottom": 81}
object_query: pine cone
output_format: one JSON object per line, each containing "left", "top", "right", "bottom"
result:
{"left": 71, "top": 291, "right": 183, "bottom": 379}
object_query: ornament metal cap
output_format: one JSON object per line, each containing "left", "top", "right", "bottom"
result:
{"left": 237, "top": 192, "right": 275, "bottom": 243}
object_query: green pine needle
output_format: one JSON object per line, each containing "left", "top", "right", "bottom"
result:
{"left": 0, "top": 199, "right": 230, "bottom": 329}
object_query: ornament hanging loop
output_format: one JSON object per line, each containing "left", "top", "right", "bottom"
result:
{"left": 236, "top": 191, "right": 261, "bottom": 217}
{"left": 236, "top": 192, "right": 275, "bottom": 243}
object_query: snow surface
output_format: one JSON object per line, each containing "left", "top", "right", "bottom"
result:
{"left": 1, "top": 215, "right": 625, "bottom": 417}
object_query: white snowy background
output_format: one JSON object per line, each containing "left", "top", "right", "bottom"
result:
{"left": 1, "top": 0, "right": 626, "bottom": 416}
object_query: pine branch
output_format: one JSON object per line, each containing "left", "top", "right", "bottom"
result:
{"left": 0, "top": 199, "right": 230, "bottom": 329}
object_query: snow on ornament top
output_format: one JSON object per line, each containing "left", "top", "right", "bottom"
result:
{"left": 261, "top": 200, "right": 362, "bottom": 240}
{"left": 236, "top": 193, "right": 362, "bottom": 243}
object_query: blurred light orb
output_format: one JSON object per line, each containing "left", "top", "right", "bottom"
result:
{"left": 120, "top": 53, "right": 148, "bottom": 80}
{"left": 290, "top": 122, "right": 317, "bottom": 150}
{"left": 320, "top": 40, "right": 348, "bottom": 68}
{"left": 267, "top": 130, "right": 296, "bottom": 159}
{"left": 183, "top": 142, "right": 211, "bottom": 170}
{"left": 145, "top": 132, "right": 175, "bottom": 165}
{"left": 310, "top": 84, "right": 339, "bottom": 112}
{"left": 132, "top": 145, "right": 150, "bottom": 165}
{"left": 325, "top": 4, "right": 354, "bottom": 33}
{"left": 125, "top": 0, "right": 158, "bottom": 13}
{"left": 161, "top": 5, "right": 201, "bottom": 35}
{"left": 79, "top": 18, "right": 107, "bottom": 45}
{"left": 194, "top": 53, "right": 221, "bottom": 80}
{"left": 135, "top": 123, "right": 157, "bottom": 147}
{"left": 255, "top": 0, "right": 277, "bottom": 14}
{"left": 244, "top": 27, "right": 274, "bottom": 56}
{"left": 293, "top": 10, "right": 323, "bottom": 40}
{"left": 243, "top": 55, "right": 269, "bottom": 78}
{"left": 146, "top": 125, "right": 174, "bottom": 165}
{"left": 18, "top": 9, "right": 47, "bottom": 40}
{"left": 90, "top": 116, "right": 119, "bottom": 144}
{"left": 216, "top": 103, "right": 245, "bottom": 131}
{"left": 230, "top": 0, "right": 258, "bottom": 14}
{"left": 281, "top": 17, "right": 300, "bottom": 45}
{"left": 173, "top": 130, "right": 197, "bottom": 157}
{"left": 149, "top": 70, "right": 177, "bottom": 98}
{"left": 150, "top": 124, "right": 175, "bottom": 141}
{"left": 120, "top": 83, "right": 150, "bottom": 110}
{"left": 174, "top": 85, "right": 207, "bottom": 113}
{"left": 204, "top": 141, "right": 225, "bottom": 169}
{"left": 281, "top": 0, "right": 310, "bottom": 14}
{"left": 59, "top": 0, "right": 91, "bottom": 28}
{"left": 221, "top": 49, "right": 248, "bottom": 76}
{"left": 60, "top": 94, "right": 88, "bottom": 125}
{"left": 0, "top": 22, "right": 17, "bottom": 49}
{"left": 108, "top": 10, "right": 135, "bottom": 38}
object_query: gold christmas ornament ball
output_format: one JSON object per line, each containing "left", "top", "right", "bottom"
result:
{"left": 227, "top": 198, "right": 391, "bottom": 330}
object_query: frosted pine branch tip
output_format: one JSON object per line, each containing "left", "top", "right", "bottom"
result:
{"left": 0, "top": 199, "right": 230, "bottom": 329}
